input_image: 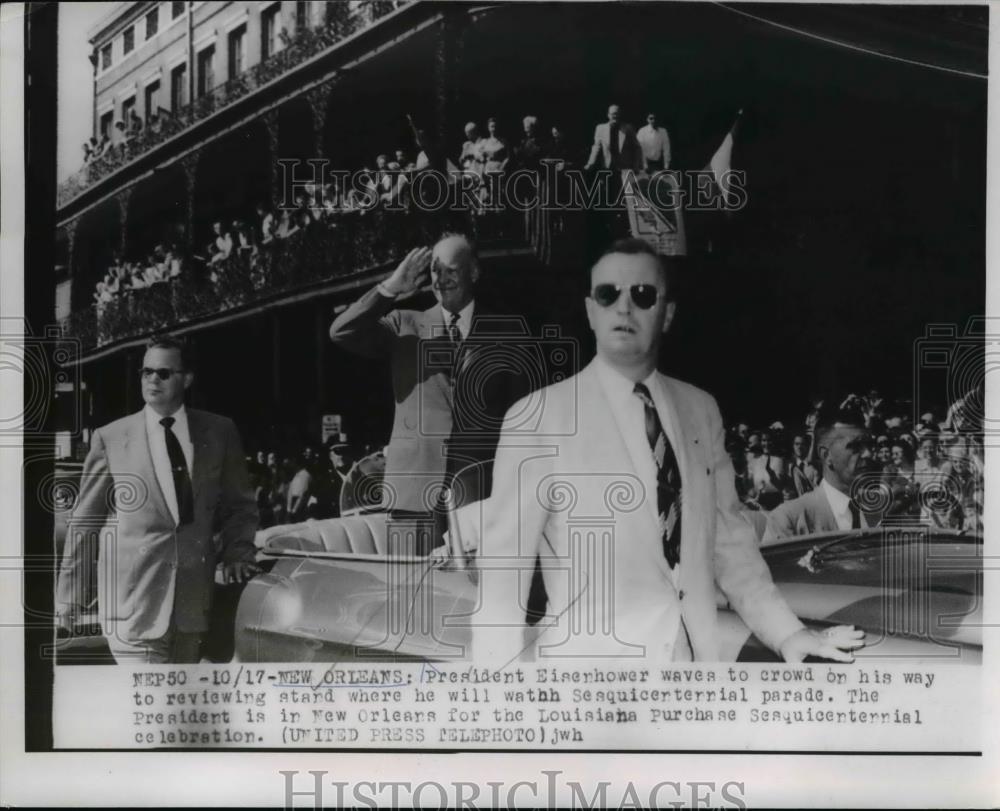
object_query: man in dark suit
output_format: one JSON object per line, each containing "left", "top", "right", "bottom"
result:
{"left": 764, "top": 409, "right": 880, "bottom": 544}
{"left": 584, "top": 104, "right": 644, "bottom": 172}
{"left": 330, "top": 235, "right": 526, "bottom": 544}
{"left": 56, "top": 335, "right": 259, "bottom": 664}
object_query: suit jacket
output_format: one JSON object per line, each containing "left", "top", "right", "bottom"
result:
{"left": 789, "top": 458, "right": 821, "bottom": 496}
{"left": 587, "top": 122, "right": 644, "bottom": 171}
{"left": 56, "top": 409, "right": 257, "bottom": 641}
{"left": 474, "top": 360, "right": 804, "bottom": 663}
{"left": 330, "top": 288, "right": 527, "bottom": 512}
{"left": 762, "top": 486, "right": 839, "bottom": 545}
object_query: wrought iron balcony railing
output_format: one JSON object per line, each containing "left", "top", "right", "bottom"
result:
{"left": 58, "top": 1, "right": 405, "bottom": 209}
{"left": 61, "top": 206, "right": 529, "bottom": 354}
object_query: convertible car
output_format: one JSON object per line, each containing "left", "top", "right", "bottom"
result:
{"left": 234, "top": 517, "right": 982, "bottom": 664}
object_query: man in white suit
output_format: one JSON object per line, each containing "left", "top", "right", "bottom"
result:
{"left": 472, "top": 239, "right": 863, "bottom": 664}
{"left": 56, "top": 335, "right": 259, "bottom": 663}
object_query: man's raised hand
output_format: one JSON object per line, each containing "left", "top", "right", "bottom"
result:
{"left": 382, "top": 246, "right": 432, "bottom": 298}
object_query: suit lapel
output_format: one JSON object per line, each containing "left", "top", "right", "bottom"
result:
{"left": 419, "top": 305, "right": 454, "bottom": 411}
{"left": 125, "top": 411, "right": 172, "bottom": 523}
{"left": 581, "top": 362, "right": 670, "bottom": 580}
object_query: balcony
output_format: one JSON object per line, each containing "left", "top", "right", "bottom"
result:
{"left": 58, "top": 1, "right": 407, "bottom": 209}
{"left": 61, "top": 207, "right": 533, "bottom": 355}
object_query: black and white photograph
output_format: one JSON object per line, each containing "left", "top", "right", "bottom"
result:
{"left": 1, "top": 0, "right": 996, "bottom": 806}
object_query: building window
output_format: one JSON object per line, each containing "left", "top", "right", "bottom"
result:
{"left": 261, "top": 5, "right": 280, "bottom": 59}
{"left": 227, "top": 24, "right": 246, "bottom": 79}
{"left": 100, "top": 43, "right": 112, "bottom": 70}
{"left": 170, "top": 63, "right": 186, "bottom": 111}
{"left": 122, "top": 96, "right": 136, "bottom": 124}
{"left": 295, "top": 1, "right": 309, "bottom": 31}
{"left": 144, "top": 80, "right": 161, "bottom": 122}
{"left": 172, "top": 1, "right": 185, "bottom": 19}
{"left": 123, "top": 26, "right": 134, "bottom": 55}
{"left": 99, "top": 110, "right": 114, "bottom": 139}
{"left": 146, "top": 7, "right": 159, "bottom": 39}
{"left": 196, "top": 45, "right": 215, "bottom": 97}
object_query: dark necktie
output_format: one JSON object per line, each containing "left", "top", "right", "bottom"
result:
{"left": 160, "top": 416, "right": 194, "bottom": 525}
{"left": 609, "top": 123, "right": 620, "bottom": 166}
{"left": 849, "top": 500, "right": 862, "bottom": 530}
{"left": 447, "top": 311, "right": 461, "bottom": 345}
{"left": 634, "top": 382, "right": 682, "bottom": 568}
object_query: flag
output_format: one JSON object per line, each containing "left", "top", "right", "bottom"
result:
{"left": 703, "top": 109, "right": 743, "bottom": 206}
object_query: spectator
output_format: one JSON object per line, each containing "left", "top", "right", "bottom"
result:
{"left": 459, "top": 121, "right": 483, "bottom": 173}
{"left": 584, "top": 103, "right": 642, "bottom": 172}
{"left": 788, "top": 433, "right": 820, "bottom": 496}
{"left": 233, "top": 220, "right": 256, "bottom": 256}
{"left": 394, "top": 148, "right": 415, "bottom": 172}
{"left": 479, "top": 117, "right": 509, "bottom": 175}
{"left": 286, "top": 448, "right": 316, "bottom": 523}
{"left": 111, "top": 120, "right": 127, "bottom": 155}
{"left": 764, "top": 408, "right": 880, "bottom": 542}
{"left": 636, "top": 111, "right": 671, "bottom": 171}
{"left": 256, "top": 203, "right": 275, "bottom": 244}
{"left": 545, "top": 124, "right": 573, "bottom": 165}
{"left": 514, "top": 115, "right": 544, "bottom": 171}
{"left": 209, "top": 221, "right": 233, "bottom": 265}
{"left": 750, "top": 430, "right": 787, "bottom": 510}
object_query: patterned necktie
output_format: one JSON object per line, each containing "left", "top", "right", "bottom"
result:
{"left": 447, "top": 311, "right": 461, "bottom": 345}
{"left": 633, "top": 382, "right": 682, "bottom": 568}
{"left": 160, "top": 416, "right": 194, "bottom": 525}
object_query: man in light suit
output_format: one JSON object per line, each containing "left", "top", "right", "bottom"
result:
{"left": 763, "top": 409, "right": 880, "bottom": 544}
{"left": 330, "top": 235, "right": 527, "bottom": 542}
{"left": 56, "top": 336, "right": 259, "bottom": 664}
{"left": 472, "top": 239, "right": 862, "bottom": 664}
{"left": 584, "top": 104, "right": 644, "bottom": 173}
{"left": 788, "top": 433, "right": 821, "bottom": 496}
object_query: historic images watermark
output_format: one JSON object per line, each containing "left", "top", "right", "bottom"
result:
{"left": 275, "top": 158, "right": 748, "bottom": 214}
{"left": 280, "top": 769, "right": 748, "bottom": 808}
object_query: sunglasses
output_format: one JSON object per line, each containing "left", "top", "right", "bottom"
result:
{"left": 591, "top": 284, "right": 661, "bottom": 310}
{"left": 140, "top": 367, "right": 184, "bottom": 381}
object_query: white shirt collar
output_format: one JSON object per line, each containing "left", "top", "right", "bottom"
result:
{"left": 820, "top": 478, "right": 853, "bottom": 530}
{"left": 442, "top": 299, "right": 475, "bottom": 341}
{"left": 144, "top": 402, "right": 187, "bottom": 427}
{"left": 594, "top": 353, "right": 657, "bottom": 397}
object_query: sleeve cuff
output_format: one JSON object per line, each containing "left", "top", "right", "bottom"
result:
{"left": 376, "top": 282, "right": 398, "bottom": 299}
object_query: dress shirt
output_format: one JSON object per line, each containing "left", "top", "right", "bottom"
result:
{"left": 637, "top": 124, "right": 671, "bottom": 167}
{"left": 441, "top": 300, "right": 475, "bottom": 341}
{"left": 820, "top": 478, "right": 855, "bottom": 531}
{"left": 145, "top": 404, "right": 194, "bottom": 525}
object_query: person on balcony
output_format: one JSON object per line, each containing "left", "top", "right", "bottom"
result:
{"left": 111, "top": 120, "right": 127, "bottom": 157}
{"left": 459, "top": 122, "right": 483, "bottom": 175}
{"left": 256, "top": 203, "right": 275, "bottom": 245}
{"left": 129, "top": 109, "right": 143, "bottom": 138}
{"left": 275, "top": 209, "right": 297, "bottom": 240}
{"left": 209, "top": 221, "right": 234, "bottom": 265}
{"left": 479, "top": 118, "right": 510, "bottom": 205}
{"left": 514, "top": 115, "right": 545, "bottom": 172}
{"left": 233, "top": 220, "right": 256, "bottom": 257}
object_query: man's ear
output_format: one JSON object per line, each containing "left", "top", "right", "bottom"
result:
{"left": 585, "top": 295, "right": 597, "bottom": 333}
{"left": 183, "top": 372, "right": 194, "bottom": 392}
{"left": 471, "top": 263, "right": 481, "bottom": 284}
{"left": 661, "top": 301, "right": 677, "bottom": 334}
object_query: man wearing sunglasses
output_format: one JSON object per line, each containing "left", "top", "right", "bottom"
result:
{"left": 56, "top": 335, "right": 260, "bottom": 663}
{"left": 473, "top": 238, "right": 863, "bottom": 664}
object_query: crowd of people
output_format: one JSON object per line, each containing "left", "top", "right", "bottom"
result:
{"left": 726, "top": 388, "right": 984, "bottom": 537}
{"left": 245, "top": 440, "right": 387, "bottom": 529}
{"left": 92, "top": 244, "right": 184, "bottom": 308}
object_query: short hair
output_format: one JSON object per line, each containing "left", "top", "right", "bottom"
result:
{"left": 145, "top": 334, "right": 194, "bottom": 371}
{"left": 814, "top": 406, "right": 865, "bottom": 449}
{"left": 591, "top": 238, "right": 675, "bottom": 300}
{"left": 523, "top": 115, "right": 538, "bottom": 128}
